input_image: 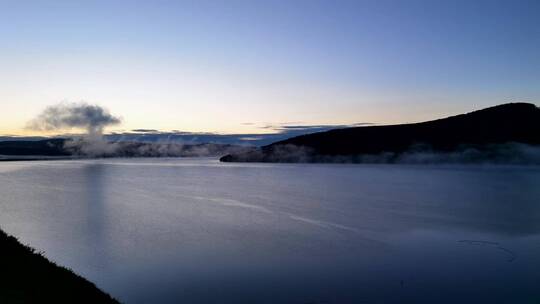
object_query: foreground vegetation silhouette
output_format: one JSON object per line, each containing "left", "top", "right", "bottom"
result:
{"left": 0, "top": 228, "right": 119, "bottom": 303}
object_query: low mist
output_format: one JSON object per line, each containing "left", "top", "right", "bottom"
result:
{"left": 26, "top": 102, "right": 254, "bottom": 158}
{"left": 27, "top": 102, "right": 122, "bottom": 157}
{"left": 225, "top": 143, "right": 540, "bottom": 165}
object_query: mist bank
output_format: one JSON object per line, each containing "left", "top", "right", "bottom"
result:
{"left": 0, "top": 138, "right": 255, "bottom": 159}
{"left": 65, "top": 139, "right": 255, "bottom": 158}
{"left": 6, "top": 101, "right": 255, "bottom": 158}
{"left": 221, "top": 103, "right": 540, "bottom": 164}
{"left": 220, "top": 142, "right": 540, "bottom": 164}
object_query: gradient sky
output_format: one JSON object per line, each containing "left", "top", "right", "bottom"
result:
{"left": 1, "top": 0, "right": 539, "bottom": 135}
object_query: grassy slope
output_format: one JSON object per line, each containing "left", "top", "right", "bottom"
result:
{"left": 0, "top": 228, "right": 119, "bottom": 304}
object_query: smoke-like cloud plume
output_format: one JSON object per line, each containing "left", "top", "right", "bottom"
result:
{"left": 26, "top": 102, "right": 253, "bottom": 158}
{"left": 28, "top": 102, "right": 121, "bottom": 136}
{"left": 28, "top": 102, "right": 122, "bottom": 157}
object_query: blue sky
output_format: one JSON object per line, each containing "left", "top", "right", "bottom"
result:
{"left": 1, "top": 0, "right": 539, "bottom": 135}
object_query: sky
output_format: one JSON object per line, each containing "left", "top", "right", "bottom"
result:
{"left": 1, "top": 0, "right": 539, "bottom": 136}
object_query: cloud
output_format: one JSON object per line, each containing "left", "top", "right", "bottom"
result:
{"left": 27, "top": 102, "right": 121, "bottom": 136}
{"left": 8, "top": 122, "right": 373, "bottom": 147}
{"left": 16, "top": 116, "right": 373, "bottom": 148}
{"left": 26, "top": 102, "right": 122, "bottom": 157}
{"left": 104, "top": 123, "right": 371, "bottom": 146}
{"left": 130, "top": 129, "right": 160, "bottom": 133}
{"left": 255, "top": 123, "right": 374, "bottom": 141}
{"left": 260, "top": 122, "right": 373, "bottom": 131}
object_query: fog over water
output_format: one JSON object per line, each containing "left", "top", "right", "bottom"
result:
{"left": 0, "top": 158, "right": 539, "bottom": 303}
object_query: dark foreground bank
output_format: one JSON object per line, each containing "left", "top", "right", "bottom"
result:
{"left": 0, "top": 228, "right": 119, "bottom": 304}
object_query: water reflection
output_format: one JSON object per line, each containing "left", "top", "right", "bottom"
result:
{"left": 81, "top": 163, "right": 112, "bottom": 272}
{"left": 0, "top": 160, "right": 539, "bottom": 303}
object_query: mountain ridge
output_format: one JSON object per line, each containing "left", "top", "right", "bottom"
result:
{"left": 220, "top": 103, "right": 540, "bottom": 163}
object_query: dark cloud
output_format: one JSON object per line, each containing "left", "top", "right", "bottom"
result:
{"left": 255, "top": 123, "right": 374, "bottom": 141}
{"left": 9, "top": 122, "right": 372, "bottom": 147}
{"left": 260, "top": 122, "right": 373, "bottom": 131}
{"left": 131, "top": 129, "right": 160, "bottom": 133}
{"left": 27, "top": 102, "right": 121, "bottom": 135}
{"left": 25, "top": 102, "right": 122, "bottom": 157}
{"left": 0, "top": 136, "right": 48, "bottom": 142}
{"left": 104, "top": 123, "right": 372, "bottom": 146}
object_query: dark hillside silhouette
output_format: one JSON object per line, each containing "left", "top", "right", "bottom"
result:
{"left": 221, "top": 103, "right": 540, "bottom": 163}
{"left": 0, "top": 228, "right": 119, "bottom": 303}
{"left": 0, "top": 139, "right": 69, "bottom": 156}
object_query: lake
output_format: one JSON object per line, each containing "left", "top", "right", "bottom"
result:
{"left": 0, "top": 158, "right": 539, "bottom": 303}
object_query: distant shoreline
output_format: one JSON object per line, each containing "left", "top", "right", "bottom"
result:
{"left": 0, "top": 156, "right": 74, "bottom": 162}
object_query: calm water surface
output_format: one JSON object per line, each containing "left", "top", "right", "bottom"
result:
{"left": 0, "top": 158, "right": 539, "bottom": 303}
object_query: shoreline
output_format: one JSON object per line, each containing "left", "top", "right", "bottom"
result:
{"left": 0, "top": 228, "right": 120, "bottom": 303}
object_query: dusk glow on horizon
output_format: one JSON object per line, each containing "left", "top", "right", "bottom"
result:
{"left": 1, "top": 2, "right": 540, "bottom": 303}
{"left": 2, "top": 0, "right": 539, "bottom": 136}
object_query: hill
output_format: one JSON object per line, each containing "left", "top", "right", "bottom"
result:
{"left": 0, "top": 139, "right": 69, "bottom": 157}
{"left": 220, "top": 103, "right": 540, "bottom": 163}
{"left": 0, "top": 228, "right": 119, "bottom": 303}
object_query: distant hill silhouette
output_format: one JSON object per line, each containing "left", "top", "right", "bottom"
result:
{"left": 0, "top": 138, "right": 254, "bottom": 159}
{"left": 221, "top": 103, "right": 540, "bottom": 163}
{"left": 0, "top": 139, "right": 69, "bottom": 156}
